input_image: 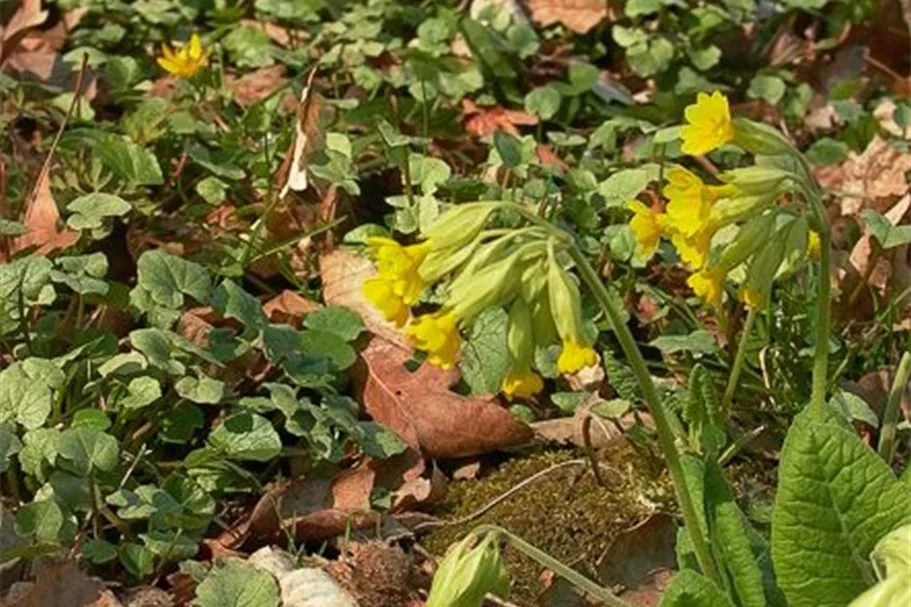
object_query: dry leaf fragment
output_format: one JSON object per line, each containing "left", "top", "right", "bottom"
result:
{"left": 3, "top": 560, "right": 103, "bottom": 607}
{"left": 263, "top": 290, "right": 321, "bottom": 325}
{"left": 816, "top": 136, "right": 911, "bottom": 215}
{"left": 9, "top": 170, "right": 79, "bottom": 257}
{"left": 355, "top": 335, "right": 533, "bottom": 459}
{"left": 277, "top": 69, "right": 324, "bottom": 198}
{"left": 228, "top": 65, "right": 288, "bottom": 107}
{"left": 0, "top": 0, "right": 49, "bottom": 65}
{"left": 461, "top": 98, "right": 538, "bottom": 138}
{"left": 528, "top": 0, "right": 609, "bottom": 35}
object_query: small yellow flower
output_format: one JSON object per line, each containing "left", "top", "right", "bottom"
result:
{"left": 669, "top": 224, "right": 715, "bottom": 270}
{"left": 740, "top": 287, "right": 764, "bottom": 309}
{"left": 406, "top": 311, "right": 462, "bottom": 369}
{"left": 501, "top": 368, "right": 544, "bottom": 400}
{"left": 557, "top": 340, "right": 598, "bottom": 375}
{"left": 687, "top": 267, "right": 725, "bottom": 308}
{"left": 628, "top": 200, "right": 665, "bottom": 258}
{"left": 681, "top": 91, "right": 735, "bottom": 156}
{"left": 157, "top": 33, "right": 209, "bottom": 79}
{"left": 367, "top": 237, "right": 429, "bottom": 305}
{"left": 362, "top": 276, "right": 409, "bottom": 326}
{"left": 807, "top": 230, "right": 821, "bottom": 259}
{"left": 663, "top": 166, "right": 731, "bottom": 238}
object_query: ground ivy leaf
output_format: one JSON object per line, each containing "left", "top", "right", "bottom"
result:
{"left": 141, "top": 530, "right": 198, "bottom": 562}
{"left": 212, "top": 280, "right": 267, "bottom": 331}
{"left": 460, "top": 307, "right": 510, "bottom": 395}
{"left": 15, "top": 500, "right": 64, "bottom": 545}
{"left": 176, "top": 375, "right": 226, "bottom": 405}
{"left": 0, "top": 424, "right": 22, "bottom": 473}
{"left": 83, "top": 538, "right": 118, "bottom": 564}
{"left": 121, "top": 376, "right": 162, "bottom": 410}
{"left": 354, "top": 422, "right": 407, "bottom": 459}
{"left": 208, "top": 412, "right": 281, "bottom": 461}
{"left": 66, "top": 193, "right": 131, "bottom": 231}
{"left": 0, "top": 358, "right": 66, "bottom": 430}
{"left": 771, "top": 408, "right": 911, "bottom": 607}
{"left": 130, "top": 328, "right": 185, "bottom": 375}
{"left": 93, "top": 134, "right": 164, "bottom": 186}
{"left": 299, "top": 329, "right": 357, "bottom": 371}
{"left": 57, "top": 426, "right": 120, "bottom": 476}
{"left": 303, "top": 305, "right": 364, "bottom": 341}
{"left": 160, "top": 402, "right": 205, "bottom": 444}
{"left": 133, "top": 249, "right": 212, "bottom": 309}
{"left": 650, "top": 330, "right": 718, "bottom": 356}
{"left": 193, "top": 559, "right": 280, "bottom": 607}
{"left": 119, "top": 542, "right": 156, "bottom": 578}
{"left": 18, "top": 428, "right": 60, "bottom": 481}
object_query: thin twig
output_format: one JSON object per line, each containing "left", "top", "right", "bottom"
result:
{"left": 412, "top": 460, "right": 586, "bottom": 532}
{"left": 581, "top": 411, "right": 611, "bottom": 489}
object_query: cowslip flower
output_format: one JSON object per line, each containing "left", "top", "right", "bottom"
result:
{"left": 548, "top": 247, "right": 598, "bottom": 375}
{"left": 406, "top": 310, "right": 462, "bottom": 369}
{"left": 687, "top": 267, "right": 725, "bottom": 308}
{"left": 807, "top": 230, "right": 821, "bottom": 258}
{"left": 628, "top": 200, "right": 665, "bottom": 258}
{"left": 663, "top": 166, "right": 731, "bottom": 238}
{"left": 739, "top": 287, "right": 763, "bottom": 309}
{"left": 680, "top": 91, "right": 734, "bottom": 156}
{"left": 157, "top": 33, "right": 209, "bottom": 79}
{"left": 362, "top": 277, "right": 410, "bottom": 326}
{"left": 502, "top": 298, "right": 543, "bottom": 400}
{"left": 669, "top": 225, "right": 715, "bottom": 271}
{"left": 502, "top": 369, "right": 544, "bottom": 400}
{"left": 367, "top": 237, "right": 429, "bottom": 305}
{"left": 557, "top": 340, "right": 598, "bottom": 374}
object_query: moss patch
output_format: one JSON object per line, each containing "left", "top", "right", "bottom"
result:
{"left": 424, "top": 442, "right": 675, "bottom": 601}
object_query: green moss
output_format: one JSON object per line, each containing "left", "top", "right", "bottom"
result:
{"left": 425, "top": 443, "right": 675, "bottom": 601}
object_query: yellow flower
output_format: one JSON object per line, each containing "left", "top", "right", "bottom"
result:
{"left": 663, "top": 166, "right": 731, "bottom": 238}
{"left": 557, "top": 340, "right": 598, "bottom": 375}
{"left": 681, "top": 91, "right": 735, "bottom": 156}
{"left": 669, "top": 225, "right": 715, "bottom": 270}
{"left": 406, "top": 311, "right": 461, "bottom": 369}
{"left": 740, "top": 287, "right": 763, "bottom": 309}
{"left": 367, "top": 237, "right": 429, "bottom": 305}
{"left": 628, "top": 200, "right": 665, "bottom": 258}
{"left": 687, "top": 267, "right": 725, "bottom": 308}
{"left": 501, "top": 369, "right": 544, "bottom": 400}
{"left": 362, "top": 276, "right": 409, "bottom": 326}
{"left": 157, "top": 33, "right": 209, "bottom": 78}
{"left": 807, "top": 230, "right": 821, "bottom": 259}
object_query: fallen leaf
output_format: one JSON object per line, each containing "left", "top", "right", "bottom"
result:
{"left": 263, "top": 290, "right": 321, "bottom": 325}
{"left": 874, "top": 99, "right": 911, "bottom": 139}
{"left": 596, "top": 513, "right": 678, "bottom": 606}
{"left": 228, "top": 65, "right": 288, "bottom": 107}
{"left": 816, "top": 136, "right": 911, "bottom": 215}
{"left": 535, "top": 143, "right": 568, "bottom": 172}
{"left": 527, "top": 0, "right": 609, "bottom": 35}
{"left": 9, "top": 170, "right": 80, "bottom": 257}
{"left": 355, "top": 335, "right": 533, "bottom": 459}
{"left": 3, "top": 560, "right": 103, "bottom": 607}
{"left": 847, "top": 194, "right": 911, "bottom": 294}
{"left": 461, "top": 98, "right": 538, "bottom": 138}
{"left": 327, "top": 541, "right": 425, "bottom": 607}
{"left": 531, "top": 410, "right": 648, "bottom": 450}
{"left": 277, "top": 69, "right": 324, "bottom": 198}
{"left": 87, "top": 590, "right": 124, "bottom": 607}
{"left": 0, "top": 0, "right": 48, "bottom": 65}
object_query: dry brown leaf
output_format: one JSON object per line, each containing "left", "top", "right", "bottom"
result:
{"left": 277, "top": 69, "right": 323, "bottom": 198}
{"left": 596, "top": 513, "right": 678, "bottom": 606}
{"left": 816, "top": 136, "right": 911, "bottom": 215}
{"left": 263, "top": 290, "right": 321, "bottom": 325}
{"left": 0, "top": 0, "right": 48, "bottom": 65}
{"left": 847, "top": 194, "right": 911, "bottom": 293}
{"left": 228, "top": 65, "right": 288, "bottom": 107}
{"left": 461, "top": 98, "right": 538, "bottom": 138}
{"left": 874, "top": 99, "right": 911, "bottom": 139}
{"left": 355, "top": 335, "right": 533, "bottom": 459}
{"left": 9, "top": 170, "right": 79, "bottom": 257}
{"left": 528, "top": 0, "right": 609, "bottom": 34}
{"left": 3, "top": 561, "right": 103, "bottom": 607}
{"left": 327, "top": 541, "right": 425, "bottom": 607}
{"left": 535, "top": 143, "right": 568, "bottom": 172}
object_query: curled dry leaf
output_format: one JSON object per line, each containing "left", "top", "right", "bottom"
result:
{"left": 461, "top": 98, "right": 538, "bottom": 138}
{"left": 9, "top": 170, "right": 79, "bottom": 258}
{"left": 0, "top": 0, "right": 48, "bottom": 65}
{"left": 527, "top": 0, "right": 609, "bottom": 35}
{"left": 262, "top": 290, "right": 321, "bottom": 325}
{"left": 816, "top": 136, "right": 911, "bottom": 215}
{"left": 228, "top": 65, "right": 288, "bottom": 108}
{"left": 355, "top": 335, "right": 533, "bottom": 459}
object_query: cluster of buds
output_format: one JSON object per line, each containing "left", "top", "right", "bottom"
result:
{"left": 629, "top": 92, "right": 822, "bottom": 310}
{"left": 426, "top": 531, "right": 510, "bottom": 607}
{"left": 363, "top": 203, "right": 598, "bottom": 400}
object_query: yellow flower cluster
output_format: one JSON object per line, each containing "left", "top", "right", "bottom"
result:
{"left": 363, "top": 203, "right": 600, "bottom": 399}
{"left": 157, "top": 33, "right": 209, "bottom": 79}
{"left": 627, "top": 91, "right": 817, "bottom": 311}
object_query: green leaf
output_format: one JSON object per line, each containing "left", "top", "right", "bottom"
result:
{"left": 703, "top": 460, "right": 767, "bottom": 607}
{"left": 141, "top": 530, "right": 198, "bottom": 562}
{"left": 461, "top": 307, "right": 510, "bottom": 395}
{"left": 771, "top": 409, "right": 911, "bottom": 607}
{"left": 175, "top": 375, "right": 226, "bottom": 405}
{"left": 354, "top": 422, "right": 407, "bottom": 459}
{"left": 83, "top": 538, "right": 118, "bottom": 564}
{"left": 650, "top": 331, "right": 718, "bottom": 356}
{"left": 659, "top": 570, "right": 737, "bottom": 607}
{"left": 208, "top": 412, "right": 281, "bottom": 462}
{"left": 0, "top": 424, "right": 22, "bottom": 473}
{"left": 493, "top": 130, "right": 523, "bottom": 169}
{"left": 133, "top": 249, "right": 212, "bottom": 310}
{"left": 861, "top": 209, "right": 911, "bottom": 250}
{"left": 599, "top": 168, "right": 650, "bottom": 208}
{"left": 603, "top": 351, "right": 640, "bottom": 402}
{"left": 0, "top": 256, "right": 54, "bottom": 334}
{"left": 51, "top": 253, "right": 109, "bottom": 295}
{"left": 119, "top": 542, "right": 156, "bottom": 578}
{"left": 57, "top": 426, "right": 120, "bottom": 476}
{"left": 626, "top": 0, "right": 663, "bottom": 17}
{"left": 72, "top": 409, "right": 111, "bottom": 432}
{"left": 15, "top": 500, "right": 64, "bottom": 545}
{"left": 299, "top": 329, "right": 357, "bottom": 370}
{"left": 524, "top": 86, "right": 561, "bottom": 120}
{"left": 830, "top": 390, "right": 879, "bottom": 428}
{"left": 120, "top": 376, "right": 162, "bottom": 410}
{"left": 805, "top": 138, "right": 849, "bottom": 166}
{"left": 0, "top": 359, "right": 66, "bottom": 430}
{"left": 98, "top": 352, "right": 148, "bottom": 377}
{"left": 212, "top": 281, "right": 267, "bottom": 331}
{"left": 688, "top": 46, "right": 721, "bottom": 71}
{"left": 18, "top": 428, "right": 60, "bottom": 481}
{"left": 683, "top": 365, "right": 725, "bottom": 456}
{"left": 130, "top": 328, "right": 184, "bottom": 375}
{"left": 93, "top": 134, "right": 164, "bottom": 186}
{"left": 193, "top": 559, "right": 280, "bottom": 607}
{"left": 160, "top": 403, "right": 204, "bottom": 444}
{"left": 197, "top": 177, "right": 228, "bottom": 204}
{"left": 303, "top": 306, "right": 364, "bottom": 341}
{"left": 748, "top": 75, "right": 787, "bottom": 104}
{"left": 66, "top": 193, "right": 131, "bottom": 231}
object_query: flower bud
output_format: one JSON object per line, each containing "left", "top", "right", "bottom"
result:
{"left": 507, "top": 297, "right": 534, "bottom": 370}
{"left": 420, "top": 234, "right": 481, "bottom": 283}
{"left": 720, "top": 166, "right": 791, "bottom": 194}
{"left": 740, "top": 226, "right": 787, "bottom": 308}
{"left": 717, "top": 212, "right": 776, "bottom": 272}
{"left": 427, "top": 532, "right": 510, "bottom": 607}
{"left": 775, "top": 215, "right": 809, "bottom": 278}
{"left": 708, "top": 193, "right": 776, "bottom": 227}
{"left": 732, "top": 118, "right": 796, "bottom": 157}
{"left": 547, "top": 245, "right": 586, "bottom": 345}
{"left": 448, "top": 252, "right": 521, "bottom": 322}
{"left": 848, "top": 524, "right": 911, "bottom": 607}
{"left": 424, "top": 203, "right": 497, "bottom": 251}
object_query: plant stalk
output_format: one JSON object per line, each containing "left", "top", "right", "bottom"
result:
{"left": 474, "top": 525, "right": 631, "bottom": 607}
{"left": 878, "top": 351, "right": 911, "bottom": 463}
{"left": 721, "top": 307, "right": 757, "bottom": 415}
{"left": 810, "top": 226, "right": 832, "bottom": 418}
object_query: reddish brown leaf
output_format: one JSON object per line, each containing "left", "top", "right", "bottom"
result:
{"left": 461, "top": 98, "right": 538, "bottom": 138}
{"left": 228, "top": 65, "right": 288, "bottom": 107}
{"left": 355, "top": 335, "right": 533, "bottom": 459}
{"left": 9, "top": 170, "right": 79, "bottom": 256}
{"left": 816, "top": 136, "right": 911, "bottom": 215}
{"left": 263, "top": 290, "right": 321, "bottom": 325}
{"left": 528, "top": 0, "right": 609, "bottom": 35}
{"left": 3, "top": 561, "right": 103, "bottom": 607}
{"left": 536, "top": 143, "right": 568, "bottom": 172}
{"left": 0, "top": 0, "right": 48, "bottom": 65}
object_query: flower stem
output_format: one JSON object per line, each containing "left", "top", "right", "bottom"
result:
{"left": 473, "top": 524, "right": 632, "bottom": 607}
{"left": 721, "top": 307, "right": 757, "bottom": 415}
{"left": 810, "top": 226, "right": 831, "bottom": 418}
{"left": 566, "top": 243, "right": 722, "bottom": 587}
{"left": 878, "top": 351, "right": 911, "bottom": 463}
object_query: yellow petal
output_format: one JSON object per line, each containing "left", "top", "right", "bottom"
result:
{"left": 188, "top": 33, "right": 203, "bottom": 61}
